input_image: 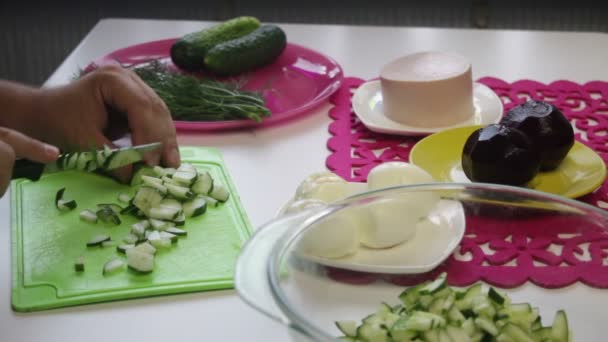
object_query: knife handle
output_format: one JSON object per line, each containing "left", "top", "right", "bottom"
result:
{"left": 12, "top": 159, "right": 45, "bottom": 181}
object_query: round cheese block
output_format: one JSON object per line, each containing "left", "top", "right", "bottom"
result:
{"left": 380, "top": 51, "right": 474, "bottom": 127}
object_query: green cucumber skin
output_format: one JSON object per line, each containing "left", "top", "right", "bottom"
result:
{"left": 204, "top": 25, "right": 287, "bottom": 76}
{"left": 170, "top": 16, "right": 261, "bottom": 71}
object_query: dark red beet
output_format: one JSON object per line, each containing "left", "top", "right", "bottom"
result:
{"left": 500, "top": 100, "right": 574, "bottom": 171}
{"left": 462, "top": 124, "right": 541, "bottom": 186}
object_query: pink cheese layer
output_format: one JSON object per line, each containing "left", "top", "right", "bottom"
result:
{"left": 380, "top": 51, "right": 474, "bottom": 127}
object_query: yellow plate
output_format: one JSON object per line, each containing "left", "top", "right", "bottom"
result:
{"left": 409, "top": 125, "right": 607, "bottom": 199}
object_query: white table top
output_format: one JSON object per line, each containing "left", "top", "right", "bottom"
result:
{"left": 3, "top": 18, "right": 608, "bottom": 341}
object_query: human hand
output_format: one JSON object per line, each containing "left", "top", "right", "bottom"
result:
{"left": 0, "top": 127, "right": 59, "bottom": 195}
{"left": 30, "top": 65, "right": 180, "bottom": 182}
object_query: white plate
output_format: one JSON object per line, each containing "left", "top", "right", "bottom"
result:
{"left": 292, "top": 199, "right": 466, "bottom": 274}
{"left": 352, "top": 80, "right": 504, "bottom": 136}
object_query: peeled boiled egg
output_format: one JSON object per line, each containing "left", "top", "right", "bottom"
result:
{"left": 295, "top": 172, "right": 350, "bottom": 203}
{"left": 297, "top": 207, "right": 361, "bottom": 259}
{"left": 284, "top": 198, "right": 327, "bottom": 215}
{"left": 359, "top": 162, "right": 440, "bottom": 249}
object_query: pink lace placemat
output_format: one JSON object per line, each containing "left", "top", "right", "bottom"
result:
{"left": 325, "top": 76, "right": 608, "bottom": 289}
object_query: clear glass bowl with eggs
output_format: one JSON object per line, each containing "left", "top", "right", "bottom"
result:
{"left": 235, "top": 182, "right": 608, "bottom": 341}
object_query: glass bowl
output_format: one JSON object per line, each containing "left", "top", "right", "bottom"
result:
{"left": 235, "top": 183, "right": 608, "bottom": 341}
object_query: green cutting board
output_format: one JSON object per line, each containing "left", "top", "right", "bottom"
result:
{"left": 11, "top": 147, "right": 252, "bottom": 312}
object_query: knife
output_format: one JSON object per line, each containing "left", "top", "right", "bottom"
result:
{"left": 12, "top": 142, "right": 162, "bottom": 181}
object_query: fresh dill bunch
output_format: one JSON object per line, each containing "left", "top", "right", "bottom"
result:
{"left": 76, "top": 60, "right": 271, "bottom": 122}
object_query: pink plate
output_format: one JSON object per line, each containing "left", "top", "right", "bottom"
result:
{"left": 90, "top": 38, "right": 344, "bottom": 132}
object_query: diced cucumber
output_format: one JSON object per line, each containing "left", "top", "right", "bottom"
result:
{"left": 192, "top": 171, "right": 213, "bottom": 194}
{"left": 165, "top": 227, "right": 187, "bottom": 236}
{"left": 79, "top": 209, "right": 98, "bottom": 223}
{"left": 160, "top": 231, "right": 178, "bottom": 243}
{"left": 420, "top": 273, "right": 447, "bottom": 295}
{"left": 117, "top": 244, "right": 135, "bottom": 254}
{"left": 177, "top": 163, "right": 196, "bottom": 173}
{"left": 551, "top": 310, "right": 569, "bottom": 342}
{"left": 335, "top": 320, "right": 357, "bottom": 337}
{"left": 405, "top": 312, "right": 446, "bottom": 331}
{"left": 501, "top": 323, "right": 534, "bottom": 342}
{"left": 209, "top": 183, "right": 230, "bottom": 202}
{"left": 133, "top": 242, "right": 156, "bottom": 255}
{"left": 149, "top": 218, "right": 170, "bottom": 231}
{"left": 55, "top": 188, "right": 77, "bottom": 211}
{"left": 446, "top": 325, "right": 470, "bottom": 342}
{"left": 126, "top": 248, "right": 154, "bottom": 273}
{"left": 182, "top": 196, "right": 207, "bottom": 217}
{"left": 475, "top": 317, "right": 498, "bottom": 336}
{"left": 103, "top": 258, "right": 125, "bottom": 275}
{"left": 96, "top": 206, "right": 121, "bottom": 225}
{"left": 356, "top": 323, "right": 390, "bottom": 342}
{"left": 147, "top": 206, "right": 181, "bottom": 220}
{"left": 87, "top": 234, "right": 111, "bottom": 247}
{"left": 172, "top": 170, "right": 198, "bottom": 186}
{"left": 173, "top": 212, "right": 186, "bottom": 226}
{"left": 131, "top": 221, "right": 148, "bottom": 237}
{"left": 166, "top": 183, "right": 194, "bottom": 200}
{"left": 118, "top": 193, "right": 132, "bottom": 203}
{"left": 199, "top": 195, "right": 218, "bottom": 207}
{"left": 74, "top": 256, "right": 85, "bottom": 272}
{"left": 101, "top": 240, "right": 117, "bottom": 248}
{"left": 123, "top": 233, "right": 139, "bottom": 244}
{"left": 159, "top": 198, "right": 182, "bottom": 210}
{"left": 488, "top": 287, "right": 505, "bottom": 305}
{"left": 131, "top": 164, "right": 156, "bottom": 186}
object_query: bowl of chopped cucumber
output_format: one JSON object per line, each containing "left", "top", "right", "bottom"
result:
{"left": 235, "top": 182, "right": 608, "bottom": 341}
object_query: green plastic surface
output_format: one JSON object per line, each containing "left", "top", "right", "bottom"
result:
{"left": 11, "top": 147, "right": 252, "bottom": 311}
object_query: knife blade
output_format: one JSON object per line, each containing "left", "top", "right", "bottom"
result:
{"left": 12, "top": 142, "right": 162, "bottom": 181}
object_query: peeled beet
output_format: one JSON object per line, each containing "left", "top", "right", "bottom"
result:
{"left": 500, "top": 100, "right": 574, "bottom": 171}
{"left": 462, "top": 124, "right": 540, "bottom": 186}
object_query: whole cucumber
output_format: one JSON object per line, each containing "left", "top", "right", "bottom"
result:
{"left": 170, "top": 16, "right": 261, "bottom": 71}
{"left": 204, "top": 25, "right": 287, "bottom": 76}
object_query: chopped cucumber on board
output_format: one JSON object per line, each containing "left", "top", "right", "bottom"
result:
{"left": 61, "top": 163, "right": 230, "bottom": 276}
{"left": 336, "top": 273, "right": 571, "bottom": 342}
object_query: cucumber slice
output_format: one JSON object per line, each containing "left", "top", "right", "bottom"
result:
{"left": 55, "top": 188, "right": 77, "bottom": 211}
{"left": 118, "top": 193, "right": 132, "bottom": 203}
{"left": 66, "top": 152, "right": 79, "bottom": 169}
{"left": 142, "top": 176, "right": 168, "bottom": 195}
{"left": 177, "top": 163, "right": 196, "bottom": 173}
{"left": 131, "top": 220, "right": 149, "bottom": 237}
{"left": 133, "top": 242, "right": 157, "bottom": 255}
{"left": 104, "top": 148, "right": 142, "bottom": 170}
{"left": 160, "top": 198, "right": 182, "bottom": 210}
{"left": 96, "top": 206, "right": 121, "bottom": 225}
{"left": 209, "top": 183, "right": 230, "bottom": 202}
{"left": 166, "top": 183, "right": 194, "bottom": 200}
{"left": 117, "top": 244, "right": 135, "bottom": 254}
{"left": 127, "top": 248, "right": 154, "bottom": 273}
{"left": 132, "top": 186, "right": 163, "bottom": 212}
{"left": 79, "top": 209, "right": 98, "bottom": 223}
{"left": 147, "top": 206, "right": 181, "bottom": 220}
{"left": 149, "top": 218, "right": 170, "bottom": 231}
{"left": 173, "top": 212, "right": 186, "bottom": 226}
{"left": 131, "top": 164, "right": 156, "bottom": 186}
{"left": 199, "top": 195, "right": 218, "bottom": 207}
{"left": 153, "top": 166, "right": 176, "bottom": 177}
{"left": 172, "top": 170, "right": 198, "bottom": 186}
{"left": 76, "top": 152, "right": 93, "bottom": 171}
{"left": 123, "top": 233, "right": 139, "bottom": 244}
{"left": 87, "top": 234, "right": 111, "bottom": 247}
{"left": 192, "top": 170, "right": 213, "bottom": 195}
{"left": 103, "top": 258, "right": 125, "bottom": 275}
{"left": 160, "top": 231, "right": 178, "bottom": 243}
{"left": 182, "top": 196, "right": 207, "bottom": 217}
